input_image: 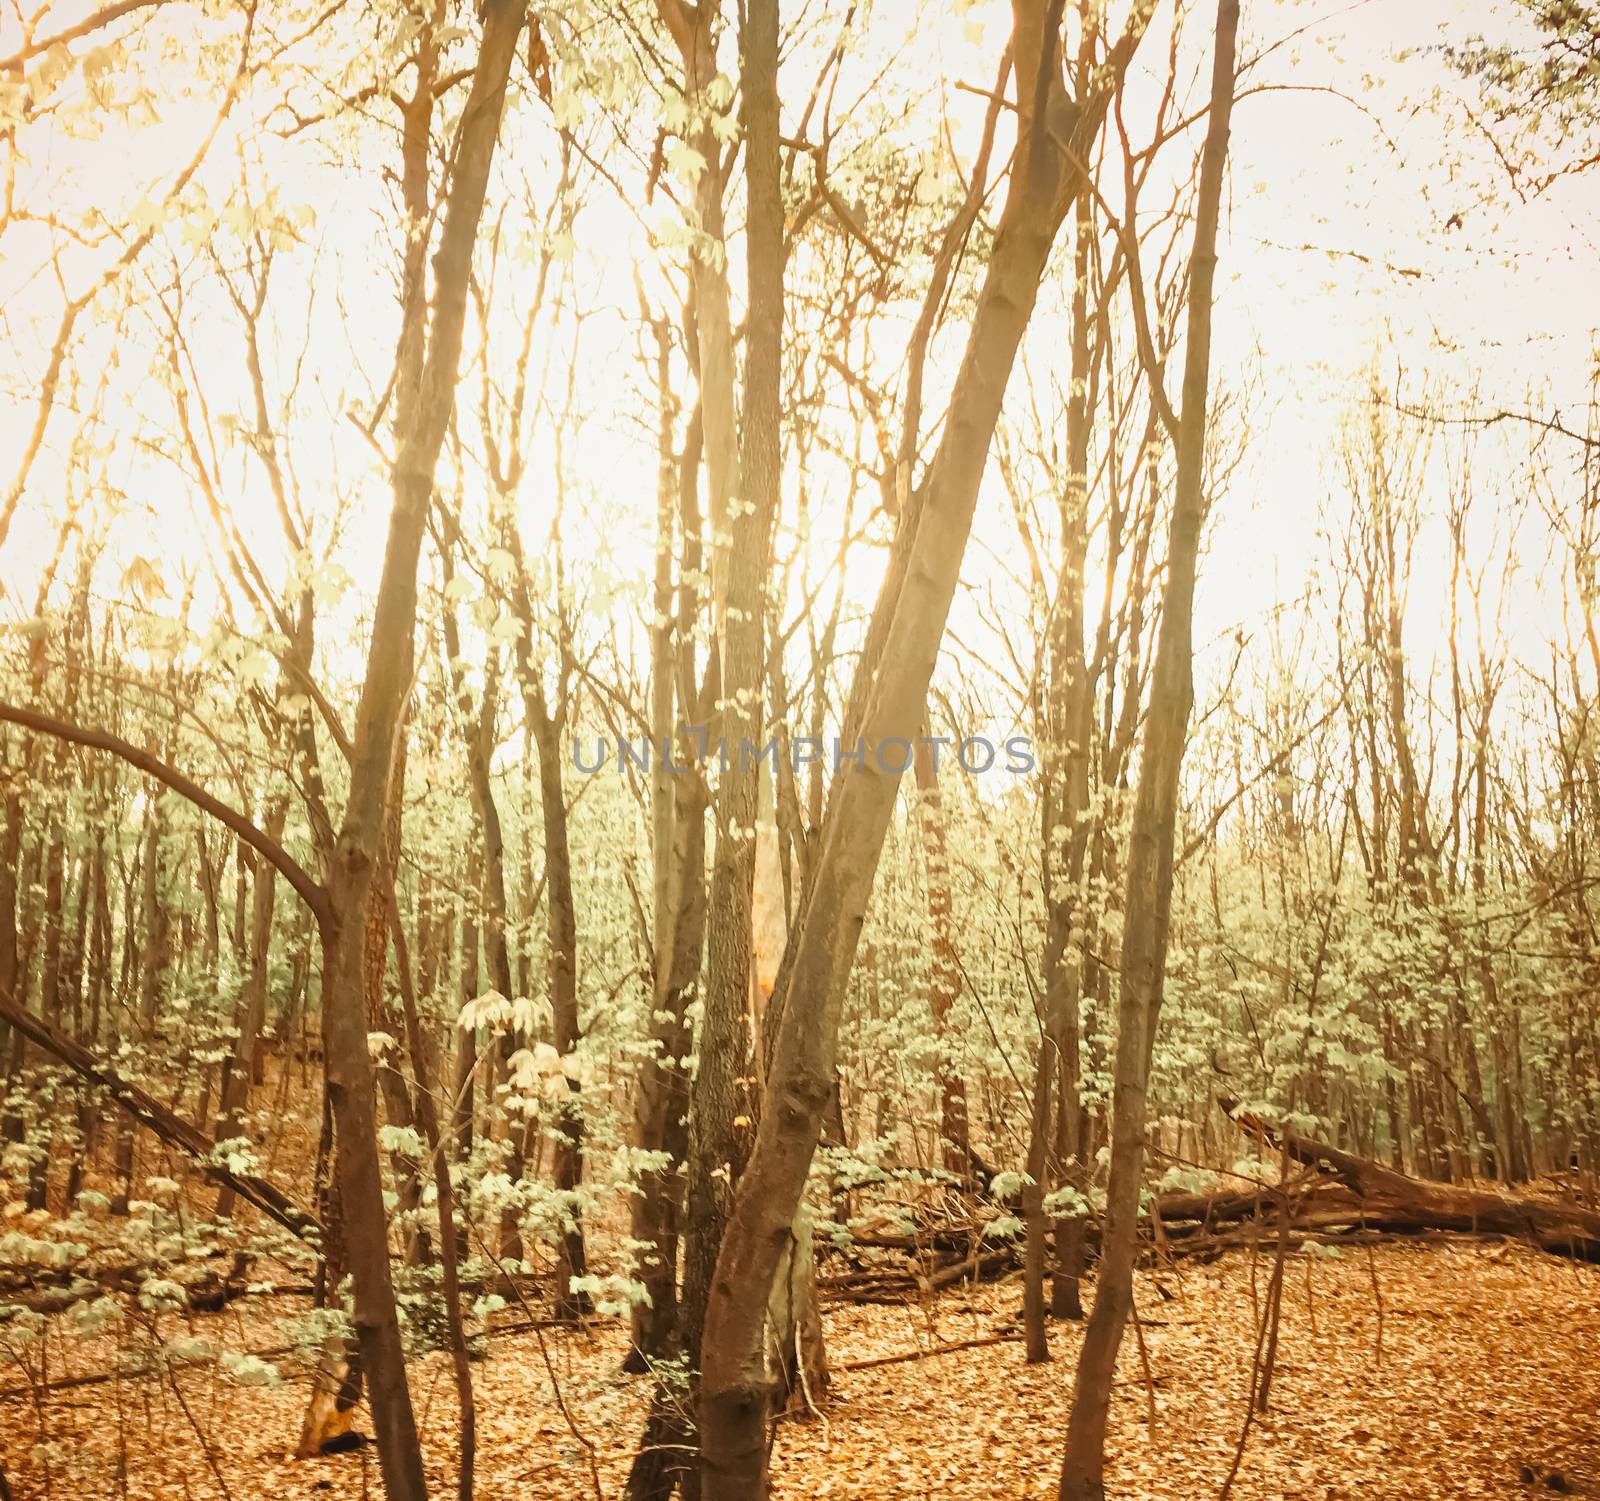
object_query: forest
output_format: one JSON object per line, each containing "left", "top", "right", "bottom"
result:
{"left": 2, "top": 0, "right": 1600, "bottom": 1497}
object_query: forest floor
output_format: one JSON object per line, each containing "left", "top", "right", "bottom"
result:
{"left": 3, "top": 1239, "right": 1598, "bottom": 1500}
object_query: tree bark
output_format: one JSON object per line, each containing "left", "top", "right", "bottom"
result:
{"left": 682, "top": 0, "right": 786, "bottom": 1401}
{"left": 627, "top": 325, "right": 703, "bottom": 1372}
{"left": 315, "top": 7, "right": 525, "bottom": 1496}
{"left": 1060, "top": 7, "right": 1238, "bottom": 1497}
{"left": 696, "top": 11, "right": 1151, "bottom": 1497}
{"left": 1023, "top": 164, "right": 1098, "bottom": 1356}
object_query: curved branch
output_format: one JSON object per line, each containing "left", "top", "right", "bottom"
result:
{"left": 0, "top": 0, "right": 166, "bottom": 73}
{"left": 0, "top": 698, "right": 332, "bottom": 930}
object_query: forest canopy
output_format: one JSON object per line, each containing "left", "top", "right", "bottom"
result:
{"left": 1, "top": 2, "right": 1599, "bottom": 1500}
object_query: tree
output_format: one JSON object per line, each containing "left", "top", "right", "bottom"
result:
{"left": 696, "top": 5, "right": 1154, "bottom": 1495}
{"left": 1450, "top": 1, "right": 1600, "bottom": 191}
{"left": 1060, "top": 1, "right": 1238, "bottom": 1494}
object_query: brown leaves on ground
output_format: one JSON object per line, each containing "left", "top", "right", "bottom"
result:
{"left": 3, "top": 1241, "right": 1598, "bottom": 1499}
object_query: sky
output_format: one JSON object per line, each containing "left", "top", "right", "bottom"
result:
{"left": 1199, "top": 0, "right": 1596, "bottom": 672}
{"left": 1, "top": 0, "right": 1596, "bottom": 766}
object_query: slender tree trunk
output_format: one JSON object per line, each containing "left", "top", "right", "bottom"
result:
{"left": 683, "top": 3, "right": 786, "bottom": 1485}
{"left": 1060, "top": 7, "right": 1237, "bottom": 1496}
{"left": 528, "top": 700, "right": 591, "bottom": 1319}
{"left": 113, "top": 801, "right": 168, "bottom": 1213}
{"left": 628, "top": 795, "right": 702, "bottom": 1364}
{"left": 646, "top": 0, "right": 762, "bottom": 1432}
{"left": 697, "top": 12, "right": 1151, "bottom": 1496}
{"left": 492, "top": 479, "right": 591, "bottom": 1313}
{"left": 627, "top": 325, "right": 702, "bottom": 1371}
{"left": 66, "top": 834, "right": 104, "bottom": 1203}
{"left": 1050, "top": 1050, "right": 1088, "bottom": 1321}
{"left": 26, "top": 821, "right": 65, "bottom": 1209}
{"left": 455, "top": 914, "right": 479, "bottom": 1265}
{"left": 440, "top": 561, "right": 520, "bottom": 1265}
{"left": 216, "top": 803, "right": 286, "bottom": 1219}
{"left": 315, "top": 10, "right": 524, "bottom": 1496}
{"left": 913, "top": 738, "right": 968, "bottom": 1177}
{"left": 0, "top": 743, "right": 22, "bottom": 1107}
{"left": 1024, "top": 167, "right": 1098, "bottom": 1354}
{"left": 625, "top": 396, "right": 712, "bottom": 1501}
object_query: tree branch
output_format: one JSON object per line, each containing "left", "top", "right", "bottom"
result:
{"left": 0, "top": 0, "right": 165, "bottom": 73}
{"left": 0, "top": 983, "right": 321, "bottom": 1242}
{"left": 0, "top": 699, "right": 332, "bottom": 929}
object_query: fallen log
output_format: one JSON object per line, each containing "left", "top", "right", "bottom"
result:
{"left": 816, "top": 1146, "right": 1600, "bottom": 1306}
{"left": 820, "top": 1178, "right": 1321, "bottom": 1263}
{"left": 1147, "top": 1173, "right": 1327, "bottom": 1225}
{"left": 1221, "top": 1099, "right": 1600, "bottom": 1263}
{"left": 815, "top": 1181, "right": 1318, "bottom": 1304}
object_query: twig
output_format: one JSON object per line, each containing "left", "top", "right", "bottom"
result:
{"left": 164, "top": 1359, "right": 235, "bottom": 1501}
{"left": 1130, "top": 1296, "right": 1159, "bottom": 1439}
{"left": 838, "top": 1333, "right": 1020, "bottom": 1373}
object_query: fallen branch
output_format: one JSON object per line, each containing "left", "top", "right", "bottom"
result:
{"left": 0, "top": 1342, "right": 301, "bottom": 1403}
{"left": 0, "top": 1252, "right": 277, "bottom": 1318}
{"left": 0, "top": 986, "right": 321, "bottom": 1243}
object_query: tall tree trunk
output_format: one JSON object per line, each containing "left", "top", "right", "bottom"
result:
{"left": 682, "top": 0, "right": 785, "bottom": 1398}
{"left": 316, "top": 9, "right": 524, "bottom": 1497}
{"left": 1023, "top": 167, "right": 1097, "bottom": 1356}
{"left": 1059, "top": 6, "right": 1237, "bottom": 1496}
{"left": 671, "top": 4, "right": 788, "bottom": 1485}
{"left": 642, "top": 0, "right": 758, "bottom": 1431}
{"left": 696, "top": 11, "right": 1151, "bottom": 1497}
{"left": 627, "top": 325, "right": 703, "bottom": 1371}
